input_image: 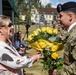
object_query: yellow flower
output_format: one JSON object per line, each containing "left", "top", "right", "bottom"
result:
{"left": 47, "top": 42, "right": 54, "bottom": 47}
{"left": 36, "top": 28, "right": 41, "bottom": 32}
{"left": 53, "top": 29, "right": 58, "bottom": 34}
{"left": 39, "top": 41, "right": 47, "bottom": 49}
{"left": 32, "top": 28, "right": 40, "bottom": 36}
{"left": 38, "top": 39, "right": 47, "bottom": 49}
{"left": 33, "top": 31, "right": 38, "bottom": 36}
{"left": 30, "top": 41, "right": 43, "bottom": 52}
{"left": 41, "top": 27, "right": 46, "bottom": 32}
{"left": 27, "top": 35, "right": 33, "bottom": 41}
{"left": 38, "top": 39, "right": 47, "bottom": 43}
{"left": 51, "top": 45, "right": 58, "bottom": 51}
{"left": 46, "top": 27, "right": 53, "bottom": 34}
{"left": 51, "top": 52, "right": 58, "bottom": 59}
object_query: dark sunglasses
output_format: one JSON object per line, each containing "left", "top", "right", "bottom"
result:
{"left": 8, "top": 22, "right": 13, "bottom": 27}
{"left": 57, "top": 4, "right": 62, "bottom": 13}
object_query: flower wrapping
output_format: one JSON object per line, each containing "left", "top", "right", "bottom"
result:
{"left": 27, "top": 26, "right": 64, "bottom": 70}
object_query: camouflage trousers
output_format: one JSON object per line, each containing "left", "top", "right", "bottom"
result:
{"left": 57, "top": 68, "right": 76, "bottom": 75}
{"left": 57, "top": 62, "right": 76, "bottom": 75}
{"left": 58, "top": 70, "right": 76, "bottom": 75}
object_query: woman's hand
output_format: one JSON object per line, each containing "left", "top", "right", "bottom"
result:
{"left": 29, "top": 53, "right": 44, "bottom": 62}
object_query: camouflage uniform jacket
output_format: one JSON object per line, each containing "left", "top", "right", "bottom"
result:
{"left": 57, "top": 25, "right": 76, "bottom": 75}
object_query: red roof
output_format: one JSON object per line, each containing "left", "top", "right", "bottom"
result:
{"left": 39, "top": 8, "right": 57, "bottom": 14}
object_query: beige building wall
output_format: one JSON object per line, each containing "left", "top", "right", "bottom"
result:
{"left": 19, "top": 15, "right": 26, "bottom": 21}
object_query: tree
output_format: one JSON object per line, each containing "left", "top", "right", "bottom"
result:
{"left": 25, "top": 0, "right": 43, "bottom": 21}
{"left": 45, "top": 3, "right": 52, "bottom": 8}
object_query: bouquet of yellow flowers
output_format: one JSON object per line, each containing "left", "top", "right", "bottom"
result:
{"left": 27, "top": 26, "right": 64, "bottom": 71}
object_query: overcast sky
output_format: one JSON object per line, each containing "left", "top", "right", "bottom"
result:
{"left": 40, "top": 0, "right": 76, "bottom": 8}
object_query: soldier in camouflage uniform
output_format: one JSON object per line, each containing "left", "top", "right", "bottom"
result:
{"left": 52, "top": 1, "right": 76, "bottom": 75}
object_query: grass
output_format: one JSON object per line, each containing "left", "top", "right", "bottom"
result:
{"left": 14, "top": 24, "right": 64, "bottom": 75}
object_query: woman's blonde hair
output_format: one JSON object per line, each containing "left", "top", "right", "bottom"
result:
{"left": 0, "top": 15, "right": 11, "bottom": 28}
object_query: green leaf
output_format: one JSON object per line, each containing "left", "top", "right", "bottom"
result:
{"left": 56, "top": 65, "right": 63, "bottom": 70}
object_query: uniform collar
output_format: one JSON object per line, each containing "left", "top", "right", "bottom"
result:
{"left": 68, "top": 22, "right": 76, "bottom": 32}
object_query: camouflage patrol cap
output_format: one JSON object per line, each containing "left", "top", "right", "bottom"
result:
{"left": 57, "top": 1, "right": 76, "bottom": 13}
